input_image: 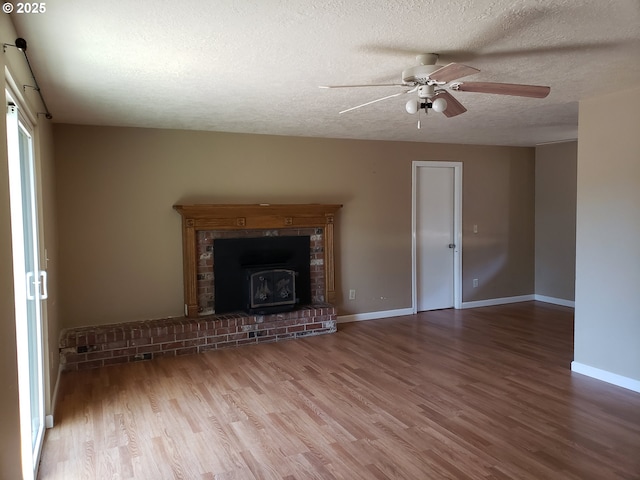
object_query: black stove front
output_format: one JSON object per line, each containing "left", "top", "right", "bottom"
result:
{"left": 213, "top": 235, "right": 310, "bottom": 314}
{"left": 245, "top": 267, "right": 297, "bottom": 313}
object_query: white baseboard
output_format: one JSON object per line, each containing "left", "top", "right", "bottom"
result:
{"left": 571, "top": 362, "right": 640, "bottom": 393}
{"left": 340, "top": 295, "right": 572, "bottom": 320}
{"left": 338, "top": 307, "right": 414, "bottom": 324}
{"left": 461, "top": 294, "right": 535, "bottom": 309}
{"left": 341, "top": 296, "right": 572, "bottom": 321}
{"left": 47, "top": 363, "right": 62, "bottom": 428}
{"left": 534, "top": 295, "right": 575, "bottom": 308}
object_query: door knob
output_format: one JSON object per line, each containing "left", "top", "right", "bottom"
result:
{"left": 448, "top": 244, "right": 456, "bottom": 248}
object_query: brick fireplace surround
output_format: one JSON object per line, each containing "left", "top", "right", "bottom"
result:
{"left": 60, "top": 204, "right": 341, "bottom": 371}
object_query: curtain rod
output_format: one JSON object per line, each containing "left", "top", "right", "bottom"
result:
{"left": 3, "top": 37, "right": 53, "bottom": 119}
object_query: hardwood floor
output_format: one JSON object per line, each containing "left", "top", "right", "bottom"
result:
{"left": 39, "top": 302, "right": 640, "bottom": 479}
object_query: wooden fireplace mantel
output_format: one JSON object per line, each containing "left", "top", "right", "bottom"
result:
{"left": 174, "top": 204, "right": 342, "bottom": 318}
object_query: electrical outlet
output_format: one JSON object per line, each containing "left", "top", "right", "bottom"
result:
{"left": 473, "top": 278, "right": 479, "bottom": 288}
{"left": 349, "top": 289, "right": 356, "bottom": 300}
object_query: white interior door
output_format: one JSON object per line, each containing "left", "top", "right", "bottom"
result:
{"left": 413, "top": 162, "right": 462, "bottom": 311}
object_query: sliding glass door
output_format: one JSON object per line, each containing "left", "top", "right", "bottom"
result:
{"left": 6, "top": 93, "right": 46, "bottom": 479}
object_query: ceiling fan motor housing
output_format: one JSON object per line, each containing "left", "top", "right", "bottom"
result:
{"left": 402, "top": 64, "right": 440, "bottom": 84}
{"left": 417, "top": 85, "right": 435, "bottom": 99}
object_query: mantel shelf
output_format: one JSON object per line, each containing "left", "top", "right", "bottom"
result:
{"left": 174, "top": 204, "right": 342, "bottom": 317}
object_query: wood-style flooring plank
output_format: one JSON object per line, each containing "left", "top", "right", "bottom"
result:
{"left": 38, "top": 302, "right": 640, "bottom": 479}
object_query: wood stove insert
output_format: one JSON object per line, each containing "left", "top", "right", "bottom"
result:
{"left": 213, "top": 235, "right": 311, "bottom": 314}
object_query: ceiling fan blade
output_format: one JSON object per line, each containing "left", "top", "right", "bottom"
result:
{"left": 429, "top": 63, "right": 480, "bottom": 83}
{"left": 338, "top": 89, "right": 416, "bottom": 114}
{"left": 434, "top": 90, "right": 467, "bottom": 118}
{"left": 454, "top": 82, "right": 550, "bottom": 98}
{"left": 319, "top": 83, "right": 408, "bottom": 89}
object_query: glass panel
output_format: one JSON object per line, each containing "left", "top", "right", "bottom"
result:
{"left": 18, "top": 124, "right": 43, "bottom": 451}
{"left": 7, "top": 96, "right": 45, "bottom": 479}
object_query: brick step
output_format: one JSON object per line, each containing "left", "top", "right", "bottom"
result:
{"left": 59, "top": 304, "right": 336, "bottom": 371}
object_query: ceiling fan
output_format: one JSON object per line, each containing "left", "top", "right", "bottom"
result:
{"left": 320, "top": 53, "right": 550, "bottom": 120}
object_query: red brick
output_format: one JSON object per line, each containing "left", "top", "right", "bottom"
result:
{"left": 152, "top": 326, "right": 169, "bottom": 337}
{"left": 228, "top": 332, "right": 248, "bottom": 341}
{"left": 206, "top": 335, "right": 227, "bottom": 345}
{"left": 93, "top": 332, "right": 108, "bottom": 343}
{"left": 175, "top": 332, "right": 198, "bottom": 341}
{"left": 305, "top": 323, "right": 324, "bottom": 331}
{"left": 198, "top": 329, "right": 215, "bottom": 338}
{"left": 129, "top": 337, "right": 151, "bottom": 346}
{"left": 104, "top": 340, "right": 128, "bottom": 350}
{"left": 152, "top": 335, "right": 176, "bottom": 344}
{"left": 136, "top": 345, "right": 162, "bottom": 354}
{"left": 129, "top": 328, "right": 148, "bottom": 339}
{"left": 162, "top": 341, "right": 186, "bottom": 351}
{"left": 111, "top": 347, "right": 137, "bottom": 357}
{"left": 87, "top": 351, "right": 113, "bottom": 361}
{"left": 200, "top": 320, "right": 215, "bottom": 330}
{"left": 269, "top": 327, "right": 287, "bottom": 336}
{"left": 183, "top": 322, "right": 198, "bottom": 333}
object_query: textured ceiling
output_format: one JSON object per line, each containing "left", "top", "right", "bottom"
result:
{"left": 10, "top": 0, "right": 640, "bottom": 146}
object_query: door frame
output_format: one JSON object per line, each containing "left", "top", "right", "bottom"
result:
{"left": 411, "top": 161, "right": 463, "bottom": 313}
{"left": 6, "top": 71, "right": 47, "bottom": 480}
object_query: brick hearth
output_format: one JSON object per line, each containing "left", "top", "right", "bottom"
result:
{"left": 59, "top": 304, "right": 336, "bottom": 371}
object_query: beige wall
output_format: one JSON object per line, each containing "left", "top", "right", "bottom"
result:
{"left": 54, "top": 125, "right": 535, "bottom": 328}
{"left": 1, "top": 14, "right": 58, "bottom": 479}
{"left": 535, "top": 142, "right": 577, "bottom": 301}
{"left": 575, "top": 85, "right": 640, "bottom": 381}
{"left": 462, "top": 151, "right": 535, "bottom": 301}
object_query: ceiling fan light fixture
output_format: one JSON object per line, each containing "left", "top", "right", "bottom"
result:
{"left": 432, "top": 97, "right": 448, "bottom": 113}
{"left": 405, "top": 99, "right": 419, "bottom": 114}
